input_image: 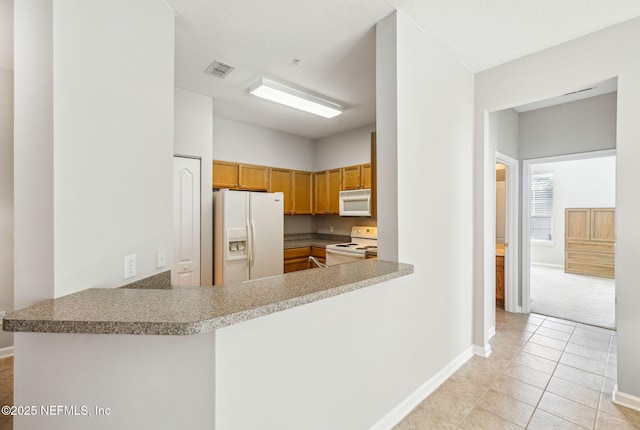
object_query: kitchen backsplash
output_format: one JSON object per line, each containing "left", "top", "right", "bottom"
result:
{"left": 284, "top": 215, "right": 377, "bottom": 236}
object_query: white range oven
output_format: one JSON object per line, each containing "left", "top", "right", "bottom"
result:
{"left": 326, "top": 226, "right": 378, "bottom": 266}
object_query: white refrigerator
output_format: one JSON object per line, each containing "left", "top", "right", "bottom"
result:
{"left": 214, "top": 189, "right": 284, "bottom": 285}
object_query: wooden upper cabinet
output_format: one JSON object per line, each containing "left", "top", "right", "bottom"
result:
{"left": 292, "top": 171, "right": 313, "bottom": 215}
{"left": 314, "top": 170, "right": 340, "bottom": 215}
{"left": 361, "top": 163, "right": 372, "bottom": 189}
{"left": 212, "top": 160, "right": 239, "bottom": 188}
{"left": 314, "top": 171, "right": 330, "bottom": 214}
{"left": 212, "top": 160, "right": 269, "bottom": 191}
{"left": 269, "top": 169, "right": 312, "bottom": 215}
{"left": 328, "top": 169, "right": 341, "bottom": 214}
{"left": 341, "top": 164, "right": 372, "bottom": 190}
{"left": 591, "top": 208, "right": 615, "bottom": 242}
{"left": 565, "top": 208, "right": 591, "bottom": 241}
{"left": 238, "top": 163, "right": 269, "bottom": 191}
{"left": 341, "top": 165, "right": 362, "bottom": 190}
{"left": 269, "top": 168, "right": 292, "bottom": 214}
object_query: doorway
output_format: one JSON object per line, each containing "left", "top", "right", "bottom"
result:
{"left": 495, "top": 152, "right": 519, "bottom": 314}
{"left": 523, "top": 151, "right": 616, "bottom": 328}
{"left": 173, "top": 156, "right": 202, "bottom": 286}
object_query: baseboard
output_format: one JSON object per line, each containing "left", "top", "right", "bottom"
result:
{"left": 530, "top": 262, "right": 564, "bottom": 269}
{"left": 488, "top": 326, "right": 496, "bottom": 339}
{"left": 613, "top": 385, "right": 640, "bottom": 412}
{"left": 369, "top": 346, "right": 474, "bottom": 430}
{"left": 473, "top": 343, "right": 492, "bottom": 358}
{"left": 0, "top": 346, "right": 14, "bottom": 358}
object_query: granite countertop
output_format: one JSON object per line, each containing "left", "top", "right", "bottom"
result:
{"left": 284, "top": 233, "right": 350, "bottom": 249}
{"left": 3, "top": 260, "right": 413, "bottom": 336}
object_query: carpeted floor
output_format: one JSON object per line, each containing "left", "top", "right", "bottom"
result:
{"left": 530, "top": 265, "right": 615, "bottom": 329}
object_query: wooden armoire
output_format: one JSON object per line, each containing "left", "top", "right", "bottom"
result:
{"left": 564, "top": 208, "right": 615, "bottom": 278}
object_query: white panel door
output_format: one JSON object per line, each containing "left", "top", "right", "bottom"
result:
{"left": 173, "top": 157, "right": 201, "bottom": 286}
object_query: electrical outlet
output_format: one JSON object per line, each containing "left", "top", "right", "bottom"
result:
{"left": 329, "top": 225, "right": 334, "bottom": 233}
{"left": 124, "top": 254, "right": 136, "bottom": 279}
{"left": 156, "top": 248, "right": 166, "bottom": 269}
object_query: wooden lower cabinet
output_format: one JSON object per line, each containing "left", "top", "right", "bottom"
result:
{"left": 284, "top": 246, "right": 326, "bottom": 273}
{"left": 496, "top": 255, "right": 504, "bottom": 309}
{"left": 310, "top": 247, "right": 326, "bottom": 264}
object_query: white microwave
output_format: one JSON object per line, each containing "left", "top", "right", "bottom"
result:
{"left": 339, "top": 189, "right": 372, "bottom": 216}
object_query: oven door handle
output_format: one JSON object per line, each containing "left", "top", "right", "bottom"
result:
{"left": 326, "top": 248, "right": 365, "bottom": 258}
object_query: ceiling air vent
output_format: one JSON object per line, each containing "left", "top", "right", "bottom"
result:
{"left": 204, "top": 60, "right": 235, "bottom": 79}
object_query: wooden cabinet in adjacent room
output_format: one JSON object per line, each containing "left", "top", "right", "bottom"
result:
{"left": 564, "top": 208, "right": 615, "bottom": 278}
{"left": 314, "top": 169, "right": 341, "bottom": 215}
{"left": 496, "top": 255, "right": 505, "bottom": 308}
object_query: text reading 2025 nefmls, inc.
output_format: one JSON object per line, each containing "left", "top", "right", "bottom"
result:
{"left": 2, "top": 405, "right": 111, "bottom": 416}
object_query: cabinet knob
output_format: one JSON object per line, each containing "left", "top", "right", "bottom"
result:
{"left": 239, "top": 183, "right": 242, "bottom": 187}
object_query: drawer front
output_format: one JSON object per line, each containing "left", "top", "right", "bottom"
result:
{"left": 284, "top": 260, "right": 311, "bottom": 273}
{"left": 566, "top": 251, "right": 615, "bottom": 266}
{"left": 310, "top": 247, "right": 326, "bottom": 258}
{"left": 565, "top": 240, "right": 614, "bottom": 253}
{"left": 284, "top": 247, "right": 311, "bottom": 260}
{"left": 565, "top": 260, "right": 615, "bottom": 278}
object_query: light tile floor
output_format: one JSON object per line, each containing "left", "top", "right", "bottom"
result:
{"left": 393, "top": 309, "right": 640, "bottom": 429}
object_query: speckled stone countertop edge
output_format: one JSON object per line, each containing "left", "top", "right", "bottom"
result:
{"left": 3, "top": 262, "right": 413, "bottom": 336}
{"left": 209, "top": 263, "right": 414, "bottom": 332}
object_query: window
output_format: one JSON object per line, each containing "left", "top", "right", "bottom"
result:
{"left": 530, "top": 171, "right": 553, "bottom": 242}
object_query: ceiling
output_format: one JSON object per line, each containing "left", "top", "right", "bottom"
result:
{"left": 167, "top": 0, "right": 640, "bottom": 139}
{"left": 5, "top": 1, "right": 640, "bottom": 138}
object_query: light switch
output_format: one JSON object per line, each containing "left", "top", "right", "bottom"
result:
{"left": 124, "top": 254, "right": 136, "bottom": 279}
{"left": 156, "top": 248, "right": 166, "bottom": 269}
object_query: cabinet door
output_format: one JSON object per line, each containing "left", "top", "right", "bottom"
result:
{"left": 292, "top": 171, "right": 313, "bottom": 215}
{"left": 314, "top": 171, "right": 329, "bottom": 214}
{"left": 591, "top": 208, "right": 615, "bottom": 242}
{"left": 328, "top": 169, "right": 341, "bottom": 215}
{"left": 565, "top": 208, "right": 590, "bottom": 240}
{"left": 341, "top": 165, "right": 361, "bottom": 190}
{"left": 270, "top": 168, "right": 292, "bottom": 214}
{"left": 212, "top": 160, "right": 238, "bottom": 188}
{"left": 238, "top": 164, "right": 269, "bottom": 191}
{"left": 361, "top": 164, "right": 372, "bottom": 189}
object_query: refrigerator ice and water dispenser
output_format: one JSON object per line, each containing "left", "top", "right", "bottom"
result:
{"left": 226, "top": 227, "right": 248, "bottom": 261}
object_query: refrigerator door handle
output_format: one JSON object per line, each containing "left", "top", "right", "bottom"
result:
{"left": 251, "top": 219, "right": 257, "bottom": 266}
{"left": 246, "top": 219, "right": 253, "bottom": 267}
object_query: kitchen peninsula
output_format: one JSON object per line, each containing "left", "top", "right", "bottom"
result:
{"left": 4, "top": 260, "right": 412, "bottom": 430}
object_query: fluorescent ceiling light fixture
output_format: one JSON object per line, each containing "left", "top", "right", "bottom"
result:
{"left": 249, "top": 78, "right": 343, "bottom": 118}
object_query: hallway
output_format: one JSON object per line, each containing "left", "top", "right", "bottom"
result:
{"left": 393, "top": 309, "right": 636, "bottom": 429}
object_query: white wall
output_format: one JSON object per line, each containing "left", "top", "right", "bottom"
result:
{"left": 51, "top": 0, "right": 175, "bottom": 298}
{"left": 213, "top": 116, "right": 316, "bottom": 171}
{"left": 490, "top": 109, "right": 519, "bottom": 159}
{"left": 0, "top": 0, "right": 13, "bottom": 349}
{"left": 174, "top": 88, "right": 213, "bottom": 285}
{"left": 475, "top": 17, "right": 640, "bottom": 398}
{"left": 519, "top": 92, "right": 616, "bottom": 160}
{"left": 315, "top": 123, "right": 375, "bottom": 171}
{"left": 14, "top": 0, "right": 175, "bottom": 303}
{"left": 530, "top": 156, "right": 616, "bottom": 266}
{"left": 13, "top": 0, "right": 55, "bottom": 310}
